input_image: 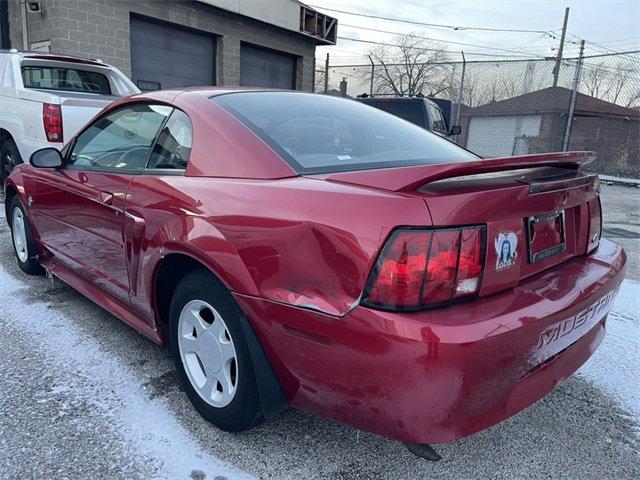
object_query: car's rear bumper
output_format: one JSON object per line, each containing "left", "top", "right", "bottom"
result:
{"left": 234, "top": 239, "right": 626, "bottom": 444}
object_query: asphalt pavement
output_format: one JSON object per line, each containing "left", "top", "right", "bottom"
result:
{"left": 0, "top": 185, "right": 638, "bottom": 480}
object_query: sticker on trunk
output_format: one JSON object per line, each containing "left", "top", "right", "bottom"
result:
{"left": 495, "top": 231, "right": 518, "bottom": 271}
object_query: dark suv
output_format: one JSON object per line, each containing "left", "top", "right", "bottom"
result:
{"left": 356, "top": 96, "right": 461, "bottom": 138}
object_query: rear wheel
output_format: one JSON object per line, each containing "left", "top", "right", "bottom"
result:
{"left": 169, "top": 269, "right": 263, "bottom": 432}
{"left": 0, "top": 139, "right": 23, "bottom": 182}
{"left": 10, "top": 196, "right": 43, "bottom": 275}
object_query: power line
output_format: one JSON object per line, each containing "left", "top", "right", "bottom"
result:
{"left": 306, "top": 4, "right": 556, "bottom": 35}
{"left": 511, "top": 33, "right": 550, "bottom": 52}
{"left": 326, "top": 48, "right": 640, "bottom": 68}
{"left": 339, "top": 23, "right": 552, "bottom": 58}
{"left": 337, "top": 36, "right": 548, "bottom": 59}
{"left": 579, "top": 49, "right": 640, "bottom": 59}
{"left": 569, "top": 35, "right": 639, "bottom": 63}
{"left": 595, "top": 36, "right": 640, "bottom": 46}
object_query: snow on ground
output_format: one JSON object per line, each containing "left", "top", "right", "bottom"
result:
{"left": 0, "top": 264, "right": 252, "bottom": 480}
{"left": 579, "top": 278, "right": 640, "bottom": 431}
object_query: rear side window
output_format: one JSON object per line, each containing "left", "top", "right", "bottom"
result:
{"left": 214, "top": 92, "right": 477, "bottom": 174}
{"left": 147, "top": 110, "right": 193, "bottom": 170}
{"left": 21, "top": 66, "right": 112, "bottom": 94}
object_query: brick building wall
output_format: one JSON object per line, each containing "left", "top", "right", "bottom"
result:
{"left": 8, "top": 0, "right": 317, "bottom": 91}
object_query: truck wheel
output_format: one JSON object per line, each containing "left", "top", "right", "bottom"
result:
{"left": 169, "top": 269, "right": 264, "bottom": 432}
{"left": 1, "top": 139, "right": 23, "bottom": 182}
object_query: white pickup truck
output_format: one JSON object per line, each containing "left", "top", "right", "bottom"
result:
{"left": 0, "top": 50, "right": 140, "bottom": 181}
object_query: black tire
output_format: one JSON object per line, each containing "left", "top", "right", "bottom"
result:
{"left": 1, "top": 139, "right": 23, "bottom": 182}
{"left": 9, "top": 195, "right": 43, "bottom": 275}
{"left": 169, "top": 269, "right": 264, "bottom": 432}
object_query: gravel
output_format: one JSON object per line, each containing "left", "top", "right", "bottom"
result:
{"left": 0, "top": 185, "right": 638, "bottom": 480}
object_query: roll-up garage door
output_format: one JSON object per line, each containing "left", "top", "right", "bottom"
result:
{"left": 240, "top": 44, "right": 295, "bottom": 89}
{"left": 130, "top": 16, "right": 215, "bottom": 91}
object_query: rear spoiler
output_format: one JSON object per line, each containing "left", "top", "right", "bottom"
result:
{"left": 320, "top": 152, "right": 596, "bottom": 192}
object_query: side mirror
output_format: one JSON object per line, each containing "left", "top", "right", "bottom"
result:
{"left": 449, "top": 125, "right": 462, "bottom": 136}
{"left": 30, "top": 148, "right": 63, "bottom": 168}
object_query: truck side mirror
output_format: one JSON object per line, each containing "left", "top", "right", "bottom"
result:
{"left": 449, "top": 125, "right": 462, "bottom": 136}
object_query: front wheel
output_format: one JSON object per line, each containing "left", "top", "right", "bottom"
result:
{"left": 169, "top": 269, "right": 264, "bottom": 432}
{"left": 10, "top": 196, "right": 43, "bottom": 275}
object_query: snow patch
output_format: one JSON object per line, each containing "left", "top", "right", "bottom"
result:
{"left": 0, "top": 266, "right": 252, "bottom": 480}
{"left": 578, "top": 279, "right": 640, "bottom": 427}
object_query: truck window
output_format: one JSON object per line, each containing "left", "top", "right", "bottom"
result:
{"left": 21, "top": 66, "right": 112, "bottom": 95}
{"left": 428, "top": 103, "right": 448, "bottom": 134}
{"left": 361, "top": 100, "right": 426, "bottom": 128}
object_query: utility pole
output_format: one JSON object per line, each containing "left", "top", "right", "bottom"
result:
{"left": 323, "top": 53, "right": 329, "bottom": 94}
{"left": 552, "top": 6, "right": 570, "bottom": 87}
{"left": 20, "top": 0, "right": 29, "bottom": 50}
{"left": 368, "top": 55, "right": 375, "bottom": 96}
{"left": 455, "top": 51, "right": 466, "bottom": 142}
{"left": 562, "top": 40, "right": 584, "bottom": 151}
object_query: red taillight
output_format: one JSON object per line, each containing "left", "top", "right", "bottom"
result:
{"left": 364, "top": 227, "right": 485, "bottom": 311}
{"left": 43, "top": 103, "right": 63, "bottom": 142}
{"left": 587, "top": 197, "right": 601, "bottom": 253}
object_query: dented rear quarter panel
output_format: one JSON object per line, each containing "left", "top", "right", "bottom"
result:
{"left": 124, "top": 174, "right": 432, "bottom": 329}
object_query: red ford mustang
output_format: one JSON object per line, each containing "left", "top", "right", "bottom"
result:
{"left": 4, "top": 88, "right": 626, "bottom": 459}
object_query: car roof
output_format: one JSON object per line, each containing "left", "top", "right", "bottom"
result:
{"left": 99, "top": 87, "right": 300, "bottom": 180}
{"left": 187, "top": 86, "right": 313, "bottom": 98}
{"left": 125, "top": 87, "right": 317, "bottom": 102}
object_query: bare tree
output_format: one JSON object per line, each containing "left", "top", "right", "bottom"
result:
{"left": 625, "top": 88, "right": 640, "bottom": 108}
{"left": 314, "top": 70, "right": 325, "bottom": 93}
{"left": 581, "top": 62, "right": 613, "bottom": 99}
{"left": 580, "top": 60, "right": 640, "bottom": 106}
{"left": 366, "top": 34, "right": 450, "bottom": 96}
{"left": 447, "top": 70, "right": 525, "bottom": 108}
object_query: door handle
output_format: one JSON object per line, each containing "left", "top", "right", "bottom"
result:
{"left": 98, "top": 191, "right": 114, "bottom": 205}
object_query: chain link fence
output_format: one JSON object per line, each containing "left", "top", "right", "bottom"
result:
{"left": 318, "top": 51, "right": 640, "bottom": 184}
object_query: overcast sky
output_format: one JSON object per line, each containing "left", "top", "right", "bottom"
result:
{"left": 312, "top": 0, "right": 640, "bottom": 65}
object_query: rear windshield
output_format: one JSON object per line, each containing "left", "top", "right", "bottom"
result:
{"left": 360, "top": 99, "right": 426, "bottom": 128}
{"left": 213, "top": 92, "right": 477, "bottom": 174}
{"left": 21, "top": 66, "right": 112, "bottom": 94}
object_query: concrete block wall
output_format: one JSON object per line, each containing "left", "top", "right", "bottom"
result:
{"left": 10, "top": 0, "right": 317, "bottom": 91}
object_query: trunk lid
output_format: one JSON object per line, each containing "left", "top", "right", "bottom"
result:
{"left": 313, "top": 152, "right": 600, "bottom": 296}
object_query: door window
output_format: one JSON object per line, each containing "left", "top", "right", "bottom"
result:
{"left": 146, "top": 110, "right": 193, "bottom": 169}
{"left": 68, "top": 104, "right": 172, "bottom": 171}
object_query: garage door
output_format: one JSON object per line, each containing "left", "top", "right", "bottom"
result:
{"left": 130, "top": 17, "right": 215, "bottom": 91}
{"left": 240, "top": 44, "right": 295, "bottom": 89}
